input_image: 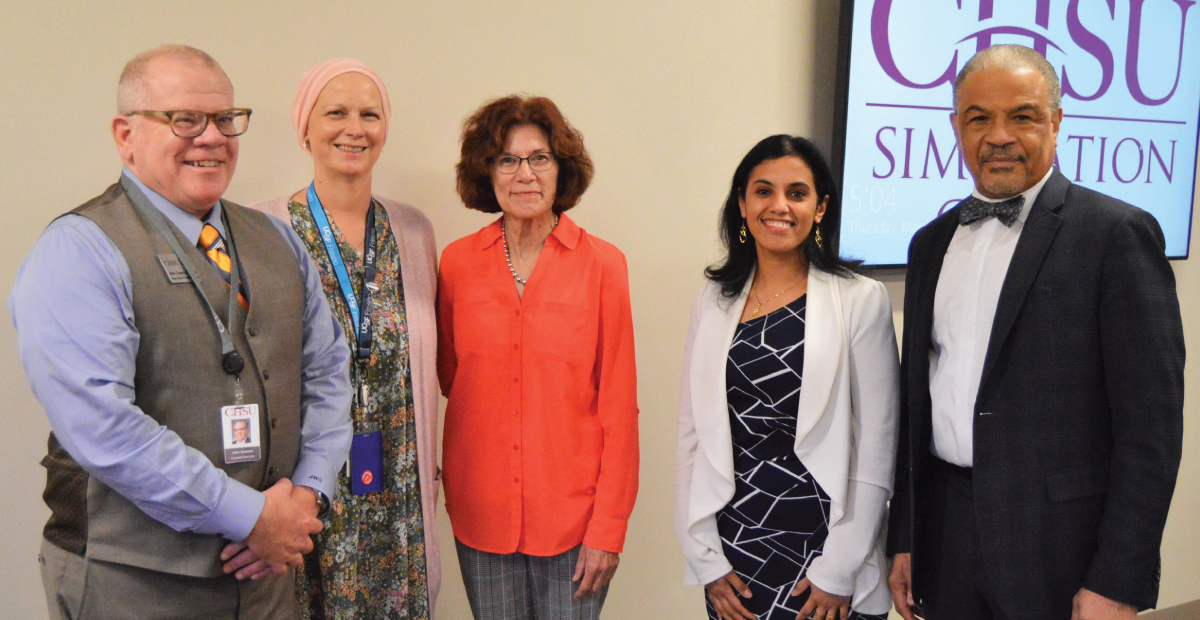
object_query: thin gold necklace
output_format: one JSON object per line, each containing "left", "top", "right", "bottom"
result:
{"left": 750, "top": 275, "right": 806, "bottom": 317}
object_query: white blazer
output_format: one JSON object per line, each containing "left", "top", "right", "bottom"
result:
{"left": 674, "top": 268, "right": 899, "bottom": 614}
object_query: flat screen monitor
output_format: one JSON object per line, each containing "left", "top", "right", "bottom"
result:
{"left": 831, "top": 0, "right": 1200, "bottom": 266}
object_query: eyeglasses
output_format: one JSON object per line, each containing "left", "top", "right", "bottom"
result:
{"left": 494, "top": 152, "right": 556, "bottom": 174}
{"left": 128, "top": 108, "right": 253, "bottom": 138}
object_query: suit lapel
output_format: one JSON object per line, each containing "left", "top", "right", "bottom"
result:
{"left": 910, "top": 210, "right": 960, "bottom": 367}
{"left": 978, "top": 170, "right": 1068, "bottom": 392}
{"left": 794, "top": 270, "right": 840, "bottom": 442}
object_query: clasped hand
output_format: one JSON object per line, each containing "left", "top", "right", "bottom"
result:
{"left": 793, "top": 577, "right": 851, "bottom": 620}
{"left": 707, "top": 571, "right": 851, "bottom": 620}
{"left": 220, "top": 479, "right": 322, "bottom": 580}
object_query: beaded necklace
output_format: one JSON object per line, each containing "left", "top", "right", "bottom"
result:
{"left": 502, "top": 214, "right": 559, "bottom": 285}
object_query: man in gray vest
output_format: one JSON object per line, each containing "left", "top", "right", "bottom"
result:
{"left": 10, "top": 45, "right": 353, "bottom": 619}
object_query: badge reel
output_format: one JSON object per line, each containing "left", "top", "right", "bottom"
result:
{"left": 222, "top": 361, "right": 262, "bottom": 465}
{"left": 349, "top": 382, "right": 384, "bottom": 495}
{"left": 220, "top": 320, "right": 259, "bottom": 466}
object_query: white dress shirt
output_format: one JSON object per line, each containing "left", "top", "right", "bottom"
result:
{"left": 928, "top": 167, "right": 1054, "bottom": 466}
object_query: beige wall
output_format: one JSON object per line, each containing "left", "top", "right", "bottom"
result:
{"left": 0, "top": 2, "right": 1195, "bottom": 617}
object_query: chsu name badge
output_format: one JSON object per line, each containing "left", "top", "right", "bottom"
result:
{"left": 157, "top": 253, "right": 192, "bottom": 284}
{"left": 222, "top": 404, "right": 262, "bottom": 464}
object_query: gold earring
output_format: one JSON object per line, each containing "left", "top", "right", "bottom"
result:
{"left": 815, "top": 225, "right": 823, "bottom": 249}
{"left": 738, "top": 221, "right": 747, "bottom": 244}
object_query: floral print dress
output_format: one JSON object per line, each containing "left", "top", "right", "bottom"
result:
{"left": 289, "top": 200, "right": 429, "bottom": 620}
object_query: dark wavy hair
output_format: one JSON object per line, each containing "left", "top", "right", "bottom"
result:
{"left": 455, "top": 95, "right": 594, "bottom": 214}
{"left": 705, "top": 134, "right": 860, "bottom": 299}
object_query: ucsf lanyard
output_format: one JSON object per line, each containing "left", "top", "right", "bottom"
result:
{"left": 121, "top": 176, "right": 246, "bottom": 385}
{"left": 306, "top": 182, "right": 378, "bottom": 362}
{"left": 308, "top": 184, "right": 386, "bottom": 492}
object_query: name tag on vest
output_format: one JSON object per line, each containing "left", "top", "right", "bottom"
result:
{"left": 222, "top": 404, "right": 262, "bottom": 464}
{"left": 158, "top": 253, "right": 192, "bottom": 284}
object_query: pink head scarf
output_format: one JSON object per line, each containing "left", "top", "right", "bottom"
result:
{"left": 292, "top": 58, "right": 391, "bottom": 149}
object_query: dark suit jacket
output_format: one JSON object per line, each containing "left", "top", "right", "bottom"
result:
{"left": 887, "top": 169, "right": 1184, "bottom": 620}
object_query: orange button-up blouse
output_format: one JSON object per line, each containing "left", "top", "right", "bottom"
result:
{"left": 437, "top": 214, "right": 639, "bottom": 556}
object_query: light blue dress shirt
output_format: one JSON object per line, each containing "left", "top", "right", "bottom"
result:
{"left": 9, "top": 170, "right": 353, "bottom": 543}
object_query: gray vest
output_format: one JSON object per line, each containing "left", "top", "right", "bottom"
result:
{"left": 42, "top": 182, "right": 306, "bottom": 577}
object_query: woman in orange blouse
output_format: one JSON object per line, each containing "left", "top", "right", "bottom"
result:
{"left": 437, "top": 95, "right": 639, "bottom": 619}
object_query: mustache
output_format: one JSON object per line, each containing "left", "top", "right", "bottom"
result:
{"left": 979, "top": 147, "right": 1027, "bottom": 165}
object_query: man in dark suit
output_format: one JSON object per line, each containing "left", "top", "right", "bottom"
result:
{"left": 887, "top": 44, "right": 1183, "bottom": 620}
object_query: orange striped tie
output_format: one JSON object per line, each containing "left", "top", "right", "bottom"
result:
{"left": 198, "top": 224, "right": 249, "bottom": 311}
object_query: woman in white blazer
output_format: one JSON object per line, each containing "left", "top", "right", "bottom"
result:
{"left": 675, "top": 135, "right": 899, "bottom": 620}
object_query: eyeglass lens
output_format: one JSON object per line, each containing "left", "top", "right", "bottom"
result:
{"left": 496, "top": 153, "right": 555, "bottom": 174}
{"left": 171, "top": 111, "right": 250, "bottom": 138}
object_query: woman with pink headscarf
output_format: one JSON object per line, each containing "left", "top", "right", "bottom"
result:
{"left": 250, "top": 58, "right": 441, "bottom": 619}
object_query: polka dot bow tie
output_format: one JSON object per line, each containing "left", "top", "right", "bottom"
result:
{"left": 958, "top": 195, "right": 1025, "bottom": 227}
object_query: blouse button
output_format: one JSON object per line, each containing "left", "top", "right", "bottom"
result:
{"left": 513, "top": 477, "right": 520, "bottom": 483}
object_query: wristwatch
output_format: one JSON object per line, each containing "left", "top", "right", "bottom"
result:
{"left": 313, "top": 490, "right": 331, "bottom": 520}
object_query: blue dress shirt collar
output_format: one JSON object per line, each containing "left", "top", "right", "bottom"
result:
{"left": 121, "top": 167, "right": 225, "bottom": 245}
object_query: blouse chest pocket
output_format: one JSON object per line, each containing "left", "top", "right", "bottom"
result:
{"left": 453, "top": 297, "right": 506, "bottom": 358}
{"left": 531, "top": 300, "right": 595, "bottom": 366}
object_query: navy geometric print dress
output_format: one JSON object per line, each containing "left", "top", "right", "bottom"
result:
{"left": 705, "top": 295, "right": 886, "bottom": 620}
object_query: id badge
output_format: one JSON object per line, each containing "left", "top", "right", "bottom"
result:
{"left": 350, "top": 431, "right": 384, "bottom": 495}
{"left": 157, "top": 253, "right": 192, "bottom": 283}
{"left": 222, "top": 404, "right": 262, "bottom": 464}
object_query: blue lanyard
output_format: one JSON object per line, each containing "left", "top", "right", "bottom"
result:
{"left": 306, "top": 182, "right": 377, "bottom": 360}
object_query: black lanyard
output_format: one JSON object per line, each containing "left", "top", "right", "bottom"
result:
{"left": 121, "top": 176, "right": 245, "bottom": 376}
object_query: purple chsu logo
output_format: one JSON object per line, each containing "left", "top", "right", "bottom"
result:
{"left": 863, "top": 0, "right": 1195, "bottom": 216}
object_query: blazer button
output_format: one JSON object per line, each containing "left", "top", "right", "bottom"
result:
{"left": 248, "top": 327, "right": 258, "bottom": 337}
{"left": 269, "top": 465, "right": 278, "bottom": 476}
{"left": 270, "top": 418, "right": 278, "bottom": 429}
{"left": 263, "top": 370, "right": 271, "bottom": 380}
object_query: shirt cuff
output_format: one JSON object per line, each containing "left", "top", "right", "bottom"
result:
{"left": 687, "top": 556, "right": 736, "bottom": 588}
{"left": 291, "top": 456, "right": 338, "bottom": 502}
{"left": 805, "top": 555, "right": 856, "bottom": 597}
{"left": 582, "top": 514, "right": 629, "bottom": 553}
{"left": 196, "top": 479, "right": 264, "bottom": 542}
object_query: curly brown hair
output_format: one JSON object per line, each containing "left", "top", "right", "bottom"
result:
{"left": 456, "top": 95, "right": 594, "bottom": 214}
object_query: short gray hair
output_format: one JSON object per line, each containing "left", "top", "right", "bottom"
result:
{"left": 953, "top": 44, "right": 1061, "bottom": 112}
{"left": 117, "top": 45, "right": 229, "bottom": 113}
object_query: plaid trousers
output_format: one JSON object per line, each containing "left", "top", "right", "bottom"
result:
{"left": 455, "top": 539, "right": 609, "bottom": 620}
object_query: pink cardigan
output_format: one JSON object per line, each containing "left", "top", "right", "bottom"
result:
{"left": 250, "top": 194, "right": 442, "bottom": 610}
